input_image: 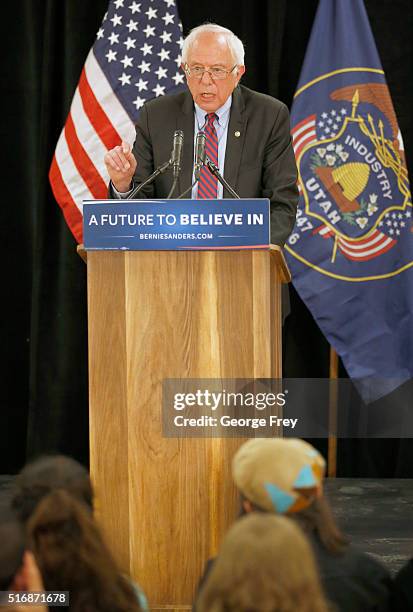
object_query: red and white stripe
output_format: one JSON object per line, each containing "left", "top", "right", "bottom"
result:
{"left": 313, "top": 224, "right": 334, "bottom": 239}
{"left": 313, "top": 224, "right": 396, "bottom": 261}
{"left": 291, "top": 115, "right": 317, "bottom": 159}
{"left": 337, "top": 229, "right": 396, "bottom": 261}
{"left": 49, "top": 50, "right": 135, "bottom": 242}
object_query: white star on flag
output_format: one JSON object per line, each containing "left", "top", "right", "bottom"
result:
{"left": 155, "top": 66, "right": 168, "bottom": 79}
{"left": 105, "top": 49, "right": 117, "bottom": 62}
{"left": 162, "top": 12, "right": 174, "bottom": 25}
{"left": 120, "top": 55, "right": 133, "bottom": 68}
{"left": 146, "top": 7, "right": 158, "bottom": 19}
{"left": 135, "top": 78, "right": 148, "bottom": 91}
{"left": 110, "top": 13, "right": 122, "bottom": 26}
{"left": 129, "top": 2, "right": 141, "bottom": 13}
{"left": 172, "top": 72, "right": 184, "bottom": 85}
{"left": 158, "top": 48, "right": 170, "bottom": 61}
{"left": 153, "top": 83, "right": 165, "bottom": 96}
{"left": 108, "top": 32, "right": 119, "bottom": 44}
{"left": 124, "top": 37, "right": 136, "bottom": 49}
{"left": 160, "top": 30, "right": 172, "bottom": 44}
{"left": 133, "top": 96, "right": 146, "bottom": 109}
{"left": 127, "top": 19, "right": 138, "bottom": 32}
{"left": 118, "top": 72, "right": 132, "bottom": 86}
{"left": 140, "top": 43, "right": 153, "bottom": 56}
{"left": 143, "top": 25, "right": 156, "bottom": 37}
{"left": 138, "top": 60, "right": 151, "bottom": 73}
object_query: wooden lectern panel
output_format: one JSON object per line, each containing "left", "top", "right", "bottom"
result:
{"left": 87, "top": 249, "right": 283, "bottom": 610}
{"left": 87, "top": 253, "right": 130, "bottom": 572}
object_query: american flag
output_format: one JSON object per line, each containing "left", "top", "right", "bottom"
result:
{"left": 49, "top": 0, "right": 185, "bottom": 243}
{"left": 291, "top": 114, "right": 317, "bottom": 159}
{"left": 313, "top": 224, "right": 397, "bottom": 261}
{"left": 291, "top": 114, "right": 316, "bottom": 194}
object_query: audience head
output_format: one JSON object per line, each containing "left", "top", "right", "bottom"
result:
{"left": 196, "top": 513, "right": 329, "bottom": 612}
{"left": 233, "top": 438, "right": 347, "bottom": 553}
{"left": 12, "top": 455, "right": 93, "bottom": 523}
{"left": 233, "top": 438, "right": 325, "bottom": 514}
{"left": 27, "top": 489, "right": 142, "bottom": 612}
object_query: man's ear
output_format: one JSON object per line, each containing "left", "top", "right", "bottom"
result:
{"left": 236, "top": 65, "right": 246, "bottom": 85}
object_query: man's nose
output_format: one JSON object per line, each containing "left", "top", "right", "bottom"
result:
{"left": 200, "top": 70, "right": 214, "bottom": 84}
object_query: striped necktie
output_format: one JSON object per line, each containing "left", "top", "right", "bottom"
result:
{"left": 197, "top": 113, "right": 218, "bottom": 199}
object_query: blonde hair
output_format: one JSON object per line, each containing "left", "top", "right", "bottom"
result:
{"left": 196, "top": 513, "right": 330, "bottom": 612}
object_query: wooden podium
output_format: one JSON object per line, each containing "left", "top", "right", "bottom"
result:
{"left": 84, "top": 245, "right": 290, "bottom": 611}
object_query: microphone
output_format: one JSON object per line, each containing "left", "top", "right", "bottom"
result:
{"left": 194, "top": 131, "right": 206, "bottom": 181}
{"left": 205, "top": 157, "right": 240, "bottom": 199}
{"left": 125, "top": 159, "right": 171, "bottom": 199}
{"left": 171, "top": 130, "right": 184, "bottom": 180}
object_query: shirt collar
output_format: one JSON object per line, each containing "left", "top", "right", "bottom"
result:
{"left": 194, "top": 95, "right": 232, "bottom": 129}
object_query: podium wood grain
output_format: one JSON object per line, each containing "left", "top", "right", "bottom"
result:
{"left": 87, "top": 248, "right": 285, "bottom": 610}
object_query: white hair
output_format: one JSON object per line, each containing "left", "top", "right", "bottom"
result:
{"left": 181, "top": 23, "right": 245, "bottom": 65}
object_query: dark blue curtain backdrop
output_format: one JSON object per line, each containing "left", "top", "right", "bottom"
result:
{"left": 1, "top": 0, "right": 412, "bottom": 475}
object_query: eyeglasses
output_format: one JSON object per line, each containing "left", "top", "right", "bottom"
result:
{"left": 184, "top": 63, "right": 238, "bottom": 80}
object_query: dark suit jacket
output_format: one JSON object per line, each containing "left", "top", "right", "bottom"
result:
{"left": 194, "top": 535, "right": 392, "bottom": 612}
{"left": 129, "top": 85, "right": 298, "bottom": 246}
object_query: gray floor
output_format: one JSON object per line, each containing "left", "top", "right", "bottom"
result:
{"left": 1, "top": 476, "right": 413, "bottom": 573}
{"left": 325, "top": 478, "right": 413, "bottom": 574}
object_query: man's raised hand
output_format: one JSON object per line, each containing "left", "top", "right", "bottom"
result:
{"left": 104, "top": 141, "right": 137, "bottom": 193}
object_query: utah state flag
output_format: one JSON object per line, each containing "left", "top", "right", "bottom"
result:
{"left": 285, "top": 0, "right": 413, "bottom": 402}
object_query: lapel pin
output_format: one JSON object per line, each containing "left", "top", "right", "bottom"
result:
{"left": 234, "top": 130, "right": 241, "bottom": 138}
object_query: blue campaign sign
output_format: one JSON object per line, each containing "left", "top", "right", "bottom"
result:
{"left": 83, "top": 199, "right": 270, "bottom": 251}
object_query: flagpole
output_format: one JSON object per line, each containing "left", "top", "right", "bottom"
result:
{"left": 328, "top": 347, "right": 339, "bottom": 477}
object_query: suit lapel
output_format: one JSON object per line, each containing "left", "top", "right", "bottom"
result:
{"left": 224, "top": 86, "right": 246, "bottom": 198}
{"left": 176, "top": 91, "right": 195, "bottom": 196}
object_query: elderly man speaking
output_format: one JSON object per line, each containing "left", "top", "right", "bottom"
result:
{"left": 104, "top": 23, "right": 298, "bottom": 246}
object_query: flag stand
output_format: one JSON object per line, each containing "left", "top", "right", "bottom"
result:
{"left": 328, "top": 347, "right": 339, "bottom": 477}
